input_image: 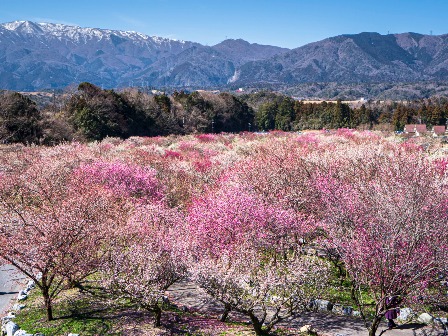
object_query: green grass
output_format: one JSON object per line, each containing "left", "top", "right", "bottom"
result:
{"left": 14, "top": 289, "right": 117, "bottom": 336}
{"left": 11, "top": 264, "right": 384, "bottom": 336}
{"left": 320, "top": 264, "right": 377, "bottom": 319}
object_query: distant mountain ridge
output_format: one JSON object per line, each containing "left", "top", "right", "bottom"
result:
{"left": 0, "top": 21, "right": 288, "bottom": 90}
{"left": 235, "top": 32, "right": 448, "bottom": 85}
{"left": 0, "top": 21, "right": 448, "bottom": 90}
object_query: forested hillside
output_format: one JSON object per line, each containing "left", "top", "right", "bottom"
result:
{"left": 1, "top": 84, "right": 448, "bottom": 144}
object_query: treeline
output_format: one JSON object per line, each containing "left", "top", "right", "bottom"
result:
{"left": 1, "top": 84, "right": 448, "bottom": 144}
{"left": 240, "top": 91, "right": 448, "bottom": 131}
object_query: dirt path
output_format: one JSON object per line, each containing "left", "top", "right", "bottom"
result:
{"left": 167, "top": 280, "right": 446, "bottom": 336}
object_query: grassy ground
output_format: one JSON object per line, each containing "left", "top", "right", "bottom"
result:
{"left": 13, "top": 287, "right": 312, "bottom": 336}
{"left": 10, "top": 264, "right": 411, "bottom": 336}
{"left": 11, "top": 281, "right": 447, "bottom": 336}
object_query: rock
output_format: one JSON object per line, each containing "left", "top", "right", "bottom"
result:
{"left": 11, "top": 304, "right": 26, "bottom": 312}
{"left": 315, "top": 299, "right": 333, "bottom": 312}
{"left": 5, "top": 312, "right": 15, "bottom": 320}
{"left": 1, "top": 316, "right": 13, "bottom": 326}
{"left": 332, "top": 304, "right": 353, "bottom": 315}
{"left": 299, "top": 325, "right": 317, "bottom": 335}
{"left": 2, "top": 312, "right": 16, "bottom": 325}
{"left": 13, "top": 330, "right": 33, "bottom": 336}
{"left": 417, "top": 312, "right": 434, "bottom": 324}
{"left": 300, "top": 324, "right": 311, "bottom": 332}
{"left": 397, "top": 307, "right": 415, "bottom": 322}
{"left": 342, "top": 306, "right": 353, "bottom": 316}
{"left": 5, "top": 321, "right": 19, "bottom": 336}
{"left": 332, "top": 304, "right": 343, "bottom": 314}
{"left": 17, "top": 293, "right": 27, "bottom": 301}
{"left": 26, "top": 280, "right": 35, "bottom": 290}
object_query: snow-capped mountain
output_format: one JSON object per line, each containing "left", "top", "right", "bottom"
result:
{"left": 2, "top": 21, "right": 448, "bottom": 91}
{"left": 0, "top": 21, "right": 288, "bottom": 90}
{"left": 2, "top": 20, "right": 188, "bottom": 47}
{"left": 0, "top": 21, "right": 203, "bottom": 90}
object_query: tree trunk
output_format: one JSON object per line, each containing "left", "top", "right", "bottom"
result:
{"left": 220, "top": 304, "right": 231, "bottom": 322}
{"left": 249, "top": 312, "right": 267, "bottom": 336}
{"left": 368, "top": 315, "right": 382, "bottom": 336}
{"left": 42, "top": 287, "right": 53, "bottom": 321}
{"left": 153, "top": 306, "right": 162, "bottom": 327}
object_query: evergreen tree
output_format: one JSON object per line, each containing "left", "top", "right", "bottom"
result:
{"left": 0, "top": 92, "right": 43, "bottom": 144}
{"left": 255, "top": 102, "right": 277, "bottom": 131}
{"left": 275, "top": 97, "right": 295, "bottom": 131}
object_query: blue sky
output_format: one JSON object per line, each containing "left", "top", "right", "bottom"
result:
{"left": 0, "top": 0, "right": 446, "bottom": 48}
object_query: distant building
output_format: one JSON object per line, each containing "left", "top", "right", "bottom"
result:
{"left": 415, "top": 124, "right": 427, "bottom": 136}
{"left": 404, "top": 124, "right": 416, "bottom": 134}
{"left": 432, "top": 125, "right": 446, "bottom": 136}
{"left": 403, "top": 124, "right": 428, "bottom": 136}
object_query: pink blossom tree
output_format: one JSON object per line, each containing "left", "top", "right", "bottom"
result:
{"left": 74, "top": 159, "right": 187, "bottom": 327}
{"left": 317, "top": 147, "right": 448, "bottom": 336}
{"left": 73, "top": 160, "right": 165, "bottom": 203}
{"left": 186, "top": 185, "right": 330, "bottom": 336}
{"left": 0, "top": 148, "right": 128, "bottom": 321}
{"left": 228, "top": 135, "right": 326, "bottom": 217}
{"left": 101, "top": 203, "right": 186, "bottom": 327}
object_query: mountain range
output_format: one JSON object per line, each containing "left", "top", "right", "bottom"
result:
{"left": 1, "top": 21, "right": 448, "bottom": 91}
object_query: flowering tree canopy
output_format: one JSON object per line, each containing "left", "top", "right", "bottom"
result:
{"left": 0, "top": 149, "right": 128, "bottom": 321}
{"left": 186, "top": 185, "right": 330, "bottom": 336}
{"left": 317, "top": 146, "right": 448, "bottom": 336}
{"left": 101, "top": 202, "right": 186, "bottom": 326}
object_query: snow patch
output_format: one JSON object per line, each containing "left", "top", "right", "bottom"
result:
{"left": 1, "top": 21, "right": 186, "bottom": 46}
